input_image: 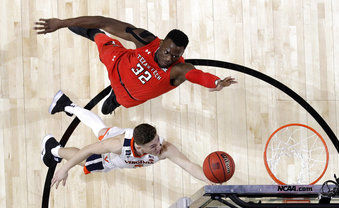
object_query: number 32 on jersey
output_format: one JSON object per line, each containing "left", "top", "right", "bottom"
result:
{"left": 131, "top": 63, "right": 152, "bottom": 84}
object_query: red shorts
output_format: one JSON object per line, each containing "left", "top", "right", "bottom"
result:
{"left": 94, "top": 33, "right": 127, "bottom": 70}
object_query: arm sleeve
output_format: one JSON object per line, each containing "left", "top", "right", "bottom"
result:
{"left": 185, "top": 69, "right": 220, "bottom": 88}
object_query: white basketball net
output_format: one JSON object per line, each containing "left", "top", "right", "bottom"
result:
{"left": 265, "top": 125, "right": 328, "bottom": 184}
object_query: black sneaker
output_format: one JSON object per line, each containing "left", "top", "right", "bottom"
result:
{"left": 68, "top": 26, "right": 104, "bottom": 41}
{"left": 101, "top": 89, "right": 121, "bottom": 115}
{"left": 41, "top": 135, "right": 62, "bottom": 167}
{"left": 49, "top": 90, "right": 73, "bottom": 117}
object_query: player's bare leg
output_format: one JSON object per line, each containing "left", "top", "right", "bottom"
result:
{"left": 49, "top": 90, "right": 108, "bottom": 138}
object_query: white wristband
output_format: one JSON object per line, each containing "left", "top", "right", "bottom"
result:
{"left": 215, "top": 79, "right": 221, "bottom": 87}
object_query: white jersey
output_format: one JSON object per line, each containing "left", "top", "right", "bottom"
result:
{"left": 100, "top": 127, "right": 163, "bottom": 170}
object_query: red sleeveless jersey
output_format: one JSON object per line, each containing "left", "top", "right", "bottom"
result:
{"left": 102, "top": 37, "right": 185, "bottom": 108}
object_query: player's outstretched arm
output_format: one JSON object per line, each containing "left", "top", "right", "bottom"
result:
{"left": 171, "top": 63, "right": 237, "bottom": 90}
{"left": 34, "top": 16, "right": 156, "bottom": 48}
{"left": 162, "top": 141, "right": 215, "bottom": 185}
{"left": 51, "top": 137, "right": 121, "bottom": 189}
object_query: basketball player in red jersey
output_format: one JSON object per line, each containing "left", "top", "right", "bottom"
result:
{"left": 34, "top": 16, "right": 237, "bottom": 114}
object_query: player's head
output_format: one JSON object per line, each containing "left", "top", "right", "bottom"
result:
{"left": 156, "top": 29, "right": 189, "bottom": 68}
{"left": 165, "top": 29, "right": 189, "bottom": 48}
{"left": 133, "top": 123, "right": 162, "bottom": 155}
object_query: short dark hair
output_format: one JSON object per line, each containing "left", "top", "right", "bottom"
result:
{"left": 165, "top": 29, "right": 189, "bottom": 48}
{"left": 133, "top": 123, "right": 157, "bottom": 145}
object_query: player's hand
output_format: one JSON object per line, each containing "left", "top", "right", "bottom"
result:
{"left": 34, "top": 18, "right": 63, "bottom": 34}
{"left": 51, "top": 167, "right": 69, "bottom": 189}
{"left": 209, "top": 76, "right": 237, "bottom": 92}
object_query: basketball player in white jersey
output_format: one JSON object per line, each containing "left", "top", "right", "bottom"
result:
{"left": 41, "top": 90, "right": 214, "bottom": 189}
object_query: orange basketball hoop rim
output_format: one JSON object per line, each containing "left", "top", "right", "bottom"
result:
{"left": 263, "top": 123, "right": 329, "bottom": 185}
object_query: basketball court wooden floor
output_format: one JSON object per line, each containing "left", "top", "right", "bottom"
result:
{"left": 1, "top": 0, "right": 338, "bottom": 207}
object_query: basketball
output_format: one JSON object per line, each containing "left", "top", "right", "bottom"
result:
{"left": 203, "top": 151, "right": 235, "bottom": 183}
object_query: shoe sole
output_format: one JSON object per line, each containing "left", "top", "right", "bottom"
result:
{"left": 41, "top": 134, "right": 54, "bottom": 162}
{"left": 49, "top": 90, "right": 64, "bottom": 114}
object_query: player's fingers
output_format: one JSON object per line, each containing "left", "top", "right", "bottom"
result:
{"left": 224, "top": 77, "right": 234, "bottom": 81}
{"left": 33, "top": 26, "right": 46, "bottom": 30}
{"left": 62, "top": 178, "right": 67, "bottom": 186}
{"left": 51, "top": 178, "right": 56, "bottom": 187}
{"left": 55, "top": 180, "right": 60, "bottom": 189}
{"left": 222, "top": 79, "right": 232, "bottom": 84}
{"left": 35, "top": 22, "right": 46, "bottom": 26}
{"left": 36, "top": 31, "right": 47, "bottom": 35}
{"left": 39, "top": 18, "right": 48, "bottom": 21}
{"left": 222, "top": 78, "right": 236, "bottom": 84}
{"left": 36, "top": 29, "right": 53, "bottom": 35}
{"left": 221, "top": 81, "right": 231, "bottom": 86}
